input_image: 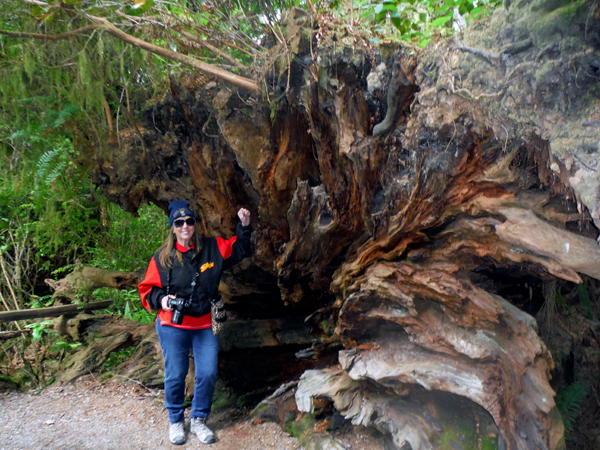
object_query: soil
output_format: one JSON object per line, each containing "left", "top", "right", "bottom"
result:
{"left": 0, "top": 376, "right": 385, "bottom": 450}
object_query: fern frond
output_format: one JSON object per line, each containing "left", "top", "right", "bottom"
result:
{"left": 9, "top": 130, "right": 28, "bottom": 140}
{"left": 577, "top": 283, "right": 594, "bottom": 320}
{"left": 556, "top": 382, "right": 587, "bottom": 432}
{"left": 36, "top": 148, "right": 62, "bottom": 182}
{"left": 52, "top": 105, "right": 80, "bottom": 129}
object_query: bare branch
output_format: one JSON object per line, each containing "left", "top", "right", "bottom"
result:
{"left": 0, "top": 25, "right": 101, "bottom": 41}
{"left": 173, "top": 27, "right": 247, "bottom": 71}
{"left": 0, "top": 329, "right": 31, "bottom": 340}
{"left": 0, "top": 300, "right": 114, "bottom": 323}
{"left": 86, "top": 14, "right": 260, "bottom": 94}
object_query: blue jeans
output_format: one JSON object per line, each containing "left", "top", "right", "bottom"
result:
{"left": 155, "top": 321, "right": 219, "bottom": 424}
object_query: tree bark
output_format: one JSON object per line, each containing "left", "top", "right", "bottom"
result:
{"left": 0, "top": 329, "right": 31, "bottom": 340}
{"left": 0, "top": 300, "right": 113, "bottom": 323}
{"left": 44, "top": 265, "right": 141, "bottom": 303}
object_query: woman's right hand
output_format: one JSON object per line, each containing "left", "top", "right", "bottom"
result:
{"left": 161, "top": 295, "right": 176, "bottom": 311}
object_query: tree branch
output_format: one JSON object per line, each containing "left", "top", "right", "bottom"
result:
{"left": 0, "top": 25, "right": 101, "bottom": 41}
{"left": 86, "top": 14, "right": 260, "bottom": 94}
{"left": 0, "top": 300, "right": 114, "bottom": 323}
{"left": 173, "top": 27, "right": 247, "bottom": 71}
{"left": 24, "top": 0, "right": 50, "bottom": 6}
{"left": 0, "top": 329, "right": 31, "bottom": 340}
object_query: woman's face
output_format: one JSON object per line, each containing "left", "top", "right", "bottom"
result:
{"left": 172, "top": 215, "right": 195, "bottom": 242}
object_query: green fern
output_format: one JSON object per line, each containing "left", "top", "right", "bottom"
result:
{"left": 52, "top": 104, "right": 80, "bottom": 129}
{"left": 556, "top": 382, "right": 587, "bottom": 433}
{"left": 577, "top": 283, "right": 594, "bottom": 320}
{"left": 41, "top": 104, "right": 80, "bottom": 130}
{"left": 34, "top": 143, "right": 72, "bottom": 202}
{"left": 36, "top": 148, "right": 64, "bottom": 182}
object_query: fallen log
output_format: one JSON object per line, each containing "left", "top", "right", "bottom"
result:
{"left": 0, "top": 300, "right": 113, "bottom": 323}
{"left": 0, "top": 329, "right": 31, "bottom": 340}
{"left": 45, "top": 266, "right": 141, "bottom": 303}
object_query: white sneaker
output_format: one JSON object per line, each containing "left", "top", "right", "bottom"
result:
{"left": 169, "top": 421, "right": 186, "bottom": 445}
{"left": 190, "top": 417, "right": 215, "bottom": 444}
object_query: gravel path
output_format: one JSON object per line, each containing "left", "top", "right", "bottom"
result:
{"left": 0, "top": 377, "right": 301, "bottom": 450}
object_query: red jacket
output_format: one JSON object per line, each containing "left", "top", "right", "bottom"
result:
{"left": 138, "top": 222, "right": 251, "bottom": 329}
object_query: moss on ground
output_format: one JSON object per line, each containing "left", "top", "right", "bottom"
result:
{"left": 285, "top": 412, "right": 317, "bottom": 441}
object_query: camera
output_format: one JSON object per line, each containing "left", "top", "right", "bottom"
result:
{"left": 167, "top": 296, "right": 191, "bottom": 325}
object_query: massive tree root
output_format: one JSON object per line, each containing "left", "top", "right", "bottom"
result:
{"left": 85, "top": 0, "right": 600, "bottom": 448}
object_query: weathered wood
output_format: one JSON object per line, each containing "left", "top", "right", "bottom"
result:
{"left": 0, "top": 300, "right": 113, "bottom": 323}
{"left": 45, "top": 266, "right": 141, "bottom": 302}
{"left": 0, "top": 329, "right": 31, "bottom": 340}
{"left": 496, "top": 208, "right": 600, "bottom": 280}
{"left": 328, "top": 260, "right": 561, "bottom": 450}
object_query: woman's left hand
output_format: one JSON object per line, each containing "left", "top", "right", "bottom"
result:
{"left": 238, "top": 208, "right": 250, "bottom": 227}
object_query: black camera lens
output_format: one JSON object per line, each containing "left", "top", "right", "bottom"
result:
{"left": 171, "top": 309, "right": 184, "bottom": 325}
{"left": 167, "top": 297, "right": 186, "bottom": 325}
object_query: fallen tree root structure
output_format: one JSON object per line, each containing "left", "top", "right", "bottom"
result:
{"left": 73, "top": 0, "right": 600, "bottom": 448}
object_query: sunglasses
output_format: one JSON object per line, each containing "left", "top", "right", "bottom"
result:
{"left": 173, "top": 218, "right": 196, "bottom": 228}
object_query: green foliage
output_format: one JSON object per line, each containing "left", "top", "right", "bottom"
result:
{"left": 52, "top": 341, "right": 83, "bottom": 352}
{"left": 102, "top": 346, "right": 136, "bottom": 371}
{"left": 556, "top": 382, "right": 587, "bottom": 434}
{"left": 28, "top": 294, "right": 55, "bottom": 309}
{"left": 88, "top": 202, "right": 165, "bottom": 272}
{"left": 24, "top": 320, "right": 54, "bottom": 341}
{"left": 122, "top": 295, "right": 156, "bottom": 324}
{"left": 576, "top": 283, "right": 594, "bottom": 320}
{"left": 481, "top": 437, "right": 497, "bottom": 450}
{"left": 94, "top": 288, "right": 156, "bottom": 324}
{"left": 554, "top": 292, "right": 570, "bottom": 309}
{"left": 356, "top": 0, "right": 502, "bottom": 47}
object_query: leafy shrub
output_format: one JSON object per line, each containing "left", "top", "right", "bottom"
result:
{"left": 24, "top": 320, "right": 53, "bottom": 341}
{"left": 359, "top": 0, "right": 502, "bottom": 47}
{"left": 94, "top": 288, "right": 155, "bottom": 324}
{"left": 87, "top": 202, "right": 166, "bottom": 272}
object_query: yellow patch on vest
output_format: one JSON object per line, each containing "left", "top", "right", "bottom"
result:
{"left": 201, "top": 262, "right": 214, "bottom": 272}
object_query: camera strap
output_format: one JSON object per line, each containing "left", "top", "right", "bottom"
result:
{"left": 166, "top": 251, "right": 199, "bottom": 297}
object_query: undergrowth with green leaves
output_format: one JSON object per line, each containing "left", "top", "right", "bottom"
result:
{"left": 335, "top": 0, "right": 502, "bottom": 47}
{"left": 102, "top": 346, "right": 136, "bottom": 372}
{"left": 95, "top": 288, "right": 156, "bottom": 324}
{"left": 556, "top": 382, "right": 587, "bottom": 437}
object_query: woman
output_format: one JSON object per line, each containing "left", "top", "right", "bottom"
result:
{"left": 139, "top": 200, "right": 251, "bottom": 445}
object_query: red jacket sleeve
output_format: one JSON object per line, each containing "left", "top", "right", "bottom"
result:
{"left": 138, "top": 257, "right": 164, "bottom": 311}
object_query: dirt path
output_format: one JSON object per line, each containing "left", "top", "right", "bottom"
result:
{"left": 0, "top": 377, "right": 302, "bottom": 450}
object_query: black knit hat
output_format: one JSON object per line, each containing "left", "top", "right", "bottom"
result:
{"left": 168, "top": 200, "right": 196, "bottom": 228}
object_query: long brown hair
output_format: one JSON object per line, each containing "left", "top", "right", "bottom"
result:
{"left": 157, "top": 226, "right": 203, "bottom": 269}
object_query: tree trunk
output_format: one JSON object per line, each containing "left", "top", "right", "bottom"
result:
{"left": 85, "top": 1, "right": 600, "bottom": 449}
